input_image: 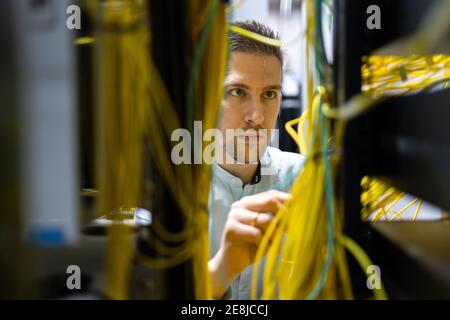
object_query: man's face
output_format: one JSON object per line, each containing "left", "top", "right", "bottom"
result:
{"left": 218, "top": 52, "right": 282, "bottom": 164}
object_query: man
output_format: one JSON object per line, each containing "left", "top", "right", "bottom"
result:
{"left": 208, "top": 20, "right": 305, "bottom": 299}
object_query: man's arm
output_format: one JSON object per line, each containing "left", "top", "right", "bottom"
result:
{"left": 209, "top": 190, "right": 291, "bottom": 299}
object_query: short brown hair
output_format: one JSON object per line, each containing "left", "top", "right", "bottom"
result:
{"left": 228, "top": 20, "right": 283, "bottom": 67}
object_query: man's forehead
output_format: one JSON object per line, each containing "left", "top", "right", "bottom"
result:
{"left": 225, "top": 52, "right": 282, "bottom": 87}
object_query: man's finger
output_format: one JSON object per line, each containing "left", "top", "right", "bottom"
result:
{"left": 232, "top": 189, "right": 291, "bottom": 213}
{"left": 229, "top": 208, "right": 275, "bottom": 232}
{"left": 226, "top": 219, "right": 263, "bottom": 246}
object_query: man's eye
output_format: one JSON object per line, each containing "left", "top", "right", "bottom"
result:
{"left": 229, "top": 88, "right": 246, "bottom": 97}
{"left": 263, "top": 90, "right": 277, "bottom": 100}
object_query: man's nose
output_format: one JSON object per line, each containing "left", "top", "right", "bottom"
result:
{"left": 244, "top": 99, "right": 264, "bottom": 125}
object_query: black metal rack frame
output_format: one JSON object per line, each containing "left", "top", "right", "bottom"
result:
{"left": 333, "top": 0, "right": 450, "bottom": 299}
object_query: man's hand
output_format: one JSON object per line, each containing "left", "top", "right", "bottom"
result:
{"left": 208, "top": 190, "right": 291, "bottom": 299}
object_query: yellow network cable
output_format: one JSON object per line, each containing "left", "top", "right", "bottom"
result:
{"left": 363, "top": 55, "right": 450, "bottom": 97}
{"left": 229, "top": 25, "right": 305, "bottom": 49}
{"left": 389, "top": 198, "right": 419, "bottom": 221}
{"left": 91, "top": 0, "right": 227, "bottom": 300}
{"left": 255, "top": 0, "right": 450, "bottom": 302}
{"left": 254, "top": 84, "right": 351, "bottom": 299}
{"left": 285, "top": 118, "right": 302, "bottom": 151}
{"left": 252, "top": 0, "right": 390, "bottom": 301}
{"left": 338, "top": 235, "right": 388, "bottom": 300}
{"left": 74, "top": 37, "right": 95, "bottom": 45}
{"left": 229, "top": 25, "right": 283, "bottom": 47}
{"left": 187, "top": 0, "right": 228, "bottom": 299}
{"left": 95, "top": 0, "right": 147, "bottom": 299}
{"left": 413, "top": 199, "right": 423, "bottom": 221}
{"left": 323, "top": 55, "right": 450, "bottom": 121}
{"left": 285, "top": 110, "right": 309, "bottom": 155}
{"left": 360, "top": 55, "right": 450, "bottom": 222}
{"left": 130, "top": 0, "right": 227, "bottom": 299}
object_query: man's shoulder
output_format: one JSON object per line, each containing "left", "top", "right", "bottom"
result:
{"left": 265, "top": 147, "right": 305, "bottom": 167}
{"left": 264, "top": 147, "right": 305, "bottom": 177}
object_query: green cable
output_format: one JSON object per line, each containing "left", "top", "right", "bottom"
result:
{"left": 306, "top": 98, "right": 336, "bottom": 300}
{"left": 186, "top": 0, "right": 220, "bottom": 135}
{"left": 305, "top": 0, "right": 336, "bottom": 300}
{"left": 314, "top": 0, "right": 328, "bottom": 84}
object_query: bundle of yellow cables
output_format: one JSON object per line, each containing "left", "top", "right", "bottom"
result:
{"left": 250, "top": 0, "right": 388, "bottom": 300}
{"left": 249, "top": 0, "right": 450, "bottom": 300}
{"left": 88, "top": 0, "right": 228, "bottom": 299}
{"left": 360, "top": 55, "right": 450, "bottom": 222}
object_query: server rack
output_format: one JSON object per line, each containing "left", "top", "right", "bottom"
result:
{"left": 333, "top": 0, "right": 450, "bottom": 299}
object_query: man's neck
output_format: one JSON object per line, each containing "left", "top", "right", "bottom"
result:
{"left": 218, "top": 162, "right": 259, "bottom": 186}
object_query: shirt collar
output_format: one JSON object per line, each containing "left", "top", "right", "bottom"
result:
{"left": 212, "top": 148, "right": 273, "bottom": 187}
{"left": 249, "top": 162, "right": 261, "bottom": 185}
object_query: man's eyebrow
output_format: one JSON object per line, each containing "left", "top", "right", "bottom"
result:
{"left": 224, "top": 83, "right": 282, "bottom": 90}
{"left": 224, "top": 83, "right": 250, "bottom": 89}
{"left": 264, "top": 85, "right": 282, "bottom": 90}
